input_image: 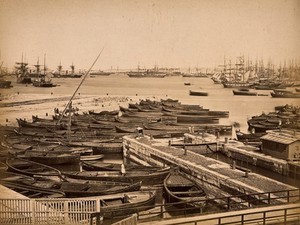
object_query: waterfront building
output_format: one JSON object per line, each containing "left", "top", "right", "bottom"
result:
{"left": 260, "top": 131, "right": 300, "bottom": 161}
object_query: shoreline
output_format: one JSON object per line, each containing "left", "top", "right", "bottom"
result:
{"left": 0, "top": 93, "right": 165, "bottom": 126}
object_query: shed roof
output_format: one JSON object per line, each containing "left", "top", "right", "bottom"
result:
{"left": 261, "top": 133, "right": 299, "bottom": 145}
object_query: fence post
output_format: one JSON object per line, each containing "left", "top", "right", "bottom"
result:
{"left": 268, "top": 193, "right": 271, "bottom": 204}
{"left": 64, "top": 200, "right": 69, "bottom": 224}
{"left": 160, "top": 204, "right": 164, "bottom": 218}
{"left": 287, "top": 190, "right": 290, "bottom": 203}
{"left": 96, "top": 199, "right": 100, "bottom": 212}
{"left": 263, "top": 212, "right": 266, "bottom": 225}
{"left": 31, "top": 199, "right": 35, "bottom": 225}
{"left": 241, "top": 214, "right": 244, "bottom": 225}
{"left": 284, "top": 208, "right": 287, "bottom": 225}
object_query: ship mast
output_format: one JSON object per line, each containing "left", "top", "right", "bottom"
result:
{"left": 56, "top": 47, "right": 105, "bottom": 137}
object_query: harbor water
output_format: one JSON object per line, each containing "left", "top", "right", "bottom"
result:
{"left": 1, "top": 74, "right": 299, "bottom": 133}
{"left": 1, "top": 74, "right": 299, "bottom": 188}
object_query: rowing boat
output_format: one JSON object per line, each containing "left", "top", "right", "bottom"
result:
{"left": 62, "top": 166, "right": 170, "bottom": 185}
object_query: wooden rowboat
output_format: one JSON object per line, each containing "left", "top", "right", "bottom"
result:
{"left": 80, "top": 154, "right": 104, "bottom": 161}
{"left": 62, "top": 166, "right": 171, "bottom": 185}
{"left": 163, "top": 171, "right": 206, "bottom": 210}
{"left": 81, "top": 161, "right": 163, "bottom": 172}
{"left": 189, "top": 90, "right": 208, "bottom": 96}
{"left": 23, "top": 152, "right": 80, "bottom": 165}
{"left": 6, "top": 157, "right": 63, "bottom": 178}
{"left": 91, "top": 190, "right": 157, "bottom": 219}
{"left": 13, "top": 177, "right": 142, "bottom": 197}
{"left": 0, "top": 171, "right": 65, "bottom": 198}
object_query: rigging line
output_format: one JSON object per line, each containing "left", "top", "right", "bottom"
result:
{"left": 56, "top": 47, "right": 105, "bottom": 125}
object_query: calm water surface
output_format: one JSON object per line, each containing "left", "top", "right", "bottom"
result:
{"left": 2, "top": 74, "right": 299, "bottom": 133}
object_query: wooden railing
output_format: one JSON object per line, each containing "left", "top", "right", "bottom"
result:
{"left": 89, "top": 189, "right": 300, "bottom": 223}
{"left": 140, "top": 205, "right": 300, "bottom": 225}
{"left": 0, "top": 189, "right": 299, "bottom": 224}
{"left": 135, "top": 188, "right": 300, "bottom": 221}
{"left": 0, "top": 198, "right": 99, "bottom": 225}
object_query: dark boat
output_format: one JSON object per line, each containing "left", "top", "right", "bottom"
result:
{"left": 12, "top": 177, "right": 142, "bottom": 197}
{"left": 6, "top": 157, "right": 63, "bottom": 178}
{"left": 189, "top": 90, "right": 208, "bottom": 96}
{"left": 127, "top": 69, "right": 166, "bottom": 78}
{"left": 162, "top": 106, "right": 229, "bottom": 117}
{"left": 91, "top": 142, "right": 123, "bottom": 154}
{"left": 222, "top": 81, "right": 252, "bottom": 88}
{"left": 0, "top": 171, "right": 65, "bottom": 198}
{"left": 236, "top": 130, "right": 265, "bottom": 142}
{"left": 232, "top": 89, "right": 257, "bottom": 96}
{"left": 0, "top": 79, "right": 12, "bottom": 88}
{"left": 32, "top": 56, "right": 57, "bottom": 87}
{"left": 119, "top": 106, "right": 138, "bottom": 113}
{"left": 115, "top": 125, "right": 137, "bottom": 133}
{"left": 88, "top": 110, "right": 119, "bottom": 116}
{"left": 62, "top": 166, "right": 171, "bottom": 185}
{"left": 23, "top": 151, "right": 81, "bottom": 165}
{"left": 271, "top": 89, "right": 300, "bottom": 98}
{"left": 32, "top": 77, "right": 56, "bottom": 87}
{"left": 15, "top": 60, "right": 32, "bottom": 84}
{"left": 162, "top": 112, "right": 219, "bottom": 124}
{"left": 163, "top": 171, "right": 206, "bottom": 210}
{"left": 95, "top": 190, "right": 157, "bottom": 219}
{"left": 82, "top": 161, "right": 162, "bottom": 172}
{"left": 16, "top": 118, "right": 62, "bottom": 129}
{"left": 0, "top": 180, "right": 65, "bottom": 198}
{"left": 52, "top": 63, "right": 83, "bottom": 78}
{"left": 248, "top": 122, "right": 280, "bottom": 133}
{"left": 80, "top": 155, "right": 104, "bottom": 161}
{"left": 90, "top": 70, "right": 112, "bottom": 76}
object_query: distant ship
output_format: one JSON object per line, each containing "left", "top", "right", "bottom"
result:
{"left": 90, "top": 70, "right": 113, "bottom": 76}
{"left": 0, "top": 78, "right": 12, "bottom": 88}
{"left": 0, "top": 60, "right": 12, "bottom": 88}
{"left": 127, "top": 66, "right": 166, "bottom": 78}
{"left": 15, "top": 61, "right": 32, "bottom": 84}
{"left": 127, "top": 71, "right": 166, "bottom": 78}
{"left": 52, "top": 63, "right": 83, "bottom": 78}
{"left": 182, "top": 72, "right": 207, "bottom": 78}
{"left": 32, "top": 56, "right": 56, "bottom": 88}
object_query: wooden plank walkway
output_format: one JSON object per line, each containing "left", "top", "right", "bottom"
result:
{"left": 124, "top": 136, "right": 297, "bottom": 200}
{"left": 138, "top": 203, "right": 300, "bottom": 225}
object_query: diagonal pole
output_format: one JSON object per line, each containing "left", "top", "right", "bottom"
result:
{"left": 56, "top": 47, "right": 104, "bottom": 125}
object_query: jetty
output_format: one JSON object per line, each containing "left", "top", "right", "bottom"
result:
{"left": 123, "top": 135, "right": 296, "bottom": 196}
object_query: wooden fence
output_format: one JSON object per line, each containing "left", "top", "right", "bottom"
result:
{"left": 0, "top": 189, "right": 299, "bottom": 224}
{"left": 0, "top": 198, "right": 99, "bottom": 225}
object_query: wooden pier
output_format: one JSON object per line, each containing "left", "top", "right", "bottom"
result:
{"left": 123, "top": 135, "right": 297, "bottom": 199}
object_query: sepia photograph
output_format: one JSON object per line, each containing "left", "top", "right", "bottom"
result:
{"left": 0, "top": 0, "right": 299, "bottom": 224}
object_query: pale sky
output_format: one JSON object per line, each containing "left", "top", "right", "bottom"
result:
{"left": 0, "top": 0, "right": 299, "bottom": 71}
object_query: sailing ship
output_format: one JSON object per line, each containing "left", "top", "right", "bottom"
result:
{"left": 52, "top": 62, "right": 83, "bottom": 78}
{"left": 0, "top": 61, "right": 12, "bottom": 88}
{"left": 15, "top": 55, "right": 32, "bottom": 84}
{"left": 222, "top": 56, "right": 253, "bottom": 88}
{"left": 32, "top": 56, "right": 56, "bottom": 87}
